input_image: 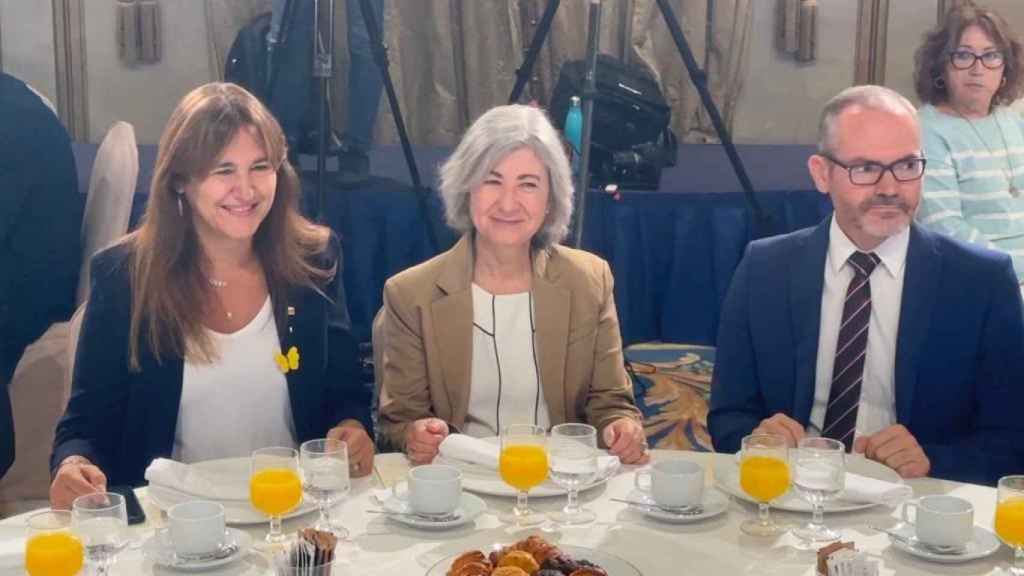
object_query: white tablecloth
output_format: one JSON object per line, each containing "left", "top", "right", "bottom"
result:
{"left": 0, "top": 451, "right": 1013, "bottom": 575}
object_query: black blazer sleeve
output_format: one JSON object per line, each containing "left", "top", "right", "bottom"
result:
{"left": 50, "top": 246, "right": 133, "bottom": 476}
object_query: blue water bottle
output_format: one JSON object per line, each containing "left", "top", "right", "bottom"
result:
{"left": 564, "top": 96, "right": 583, "bottom": 176}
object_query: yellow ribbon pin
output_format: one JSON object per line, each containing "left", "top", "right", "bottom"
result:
{"left": 275, "top": 346, "right": 300, "bottom": 374}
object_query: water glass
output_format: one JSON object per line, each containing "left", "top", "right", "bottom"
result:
{"left": 300, "top": 438, "right": 351, "bottom": 538}
{"left": 791, "top": 437, "right": 845, "bottom": 543}
{"left": 996, "top": 475, "right": 1024, "bottom": 574}
{"left": 71, "top": 493, "right": 128, "bottom": 576}
{"left": 547, "top": 423, "right": 598, "bottom": 525}
{"left": 498, "top": 424, "right": 548, "bottom": 526}
{"left": 738, "top": 433, "right": 791, "bottom": 536}
{"left": 250, "top": 446, "right": 302, "bottom": 544}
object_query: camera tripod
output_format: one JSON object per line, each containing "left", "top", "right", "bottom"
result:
{"left": 509, "top": 0, "right": 772, "bottom": 244}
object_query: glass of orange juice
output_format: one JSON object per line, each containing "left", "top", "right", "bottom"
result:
{"left": 24, "top": 510, "right": 83, "bottom": 576}
{"left": 250, "top": 446, "right": 302, "bottom": 544}
{"left": 739, "top": 433, "right": 791, "bottom": 536}
{"left": 996, "top": 475, "right": 1024, "bottom": 574}
{"left": 499, "top": 424, "right": 548, "bottom": 526}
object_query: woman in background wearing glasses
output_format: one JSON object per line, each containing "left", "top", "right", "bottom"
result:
{"left": 914, "top": 2, "right": 1024, "bottom": 283}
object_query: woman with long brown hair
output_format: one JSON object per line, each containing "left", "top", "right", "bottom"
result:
{"left": 49, "top": 83, "right": 373, "bottom": 509}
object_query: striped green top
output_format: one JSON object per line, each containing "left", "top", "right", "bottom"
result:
{"left": 918, "top": 104, "right": 1024, "bottom": 281}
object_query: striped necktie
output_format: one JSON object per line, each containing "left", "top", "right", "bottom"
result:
{"left": 821, "top": 251, "right": 881, "bottom": 451}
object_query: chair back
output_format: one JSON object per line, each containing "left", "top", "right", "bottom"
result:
{"left": 77, "top": 121, "right": 138, "bottom": 306}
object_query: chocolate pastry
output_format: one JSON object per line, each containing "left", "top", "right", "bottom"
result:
{"left": 568, "top": 569, "right": 607, "bottom": 576}
{"left": 537, "top": 571, "right": 564, "bottom": 576}
{"left": 540, "top": 554, "right": 580, "bottom": 574}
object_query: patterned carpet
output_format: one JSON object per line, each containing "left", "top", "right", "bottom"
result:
{"left": 625, "top": 343, "right": 715, "bottom": 452}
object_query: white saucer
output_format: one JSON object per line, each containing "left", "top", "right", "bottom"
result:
{"left": 142, "top": 527, "right": 252, "bottom": 571}
{"left": 886, "top": 523, "right": 1001, "bottom": 564}
{"left": 380, "top": 491, "right": 486, "bottom": 529}
{"left": 624, "top": 488, "right": 729, "bottom": 523}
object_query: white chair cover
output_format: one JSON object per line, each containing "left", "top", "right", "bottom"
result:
{"left": 76, "top": 121, "right": 138, "bottom": 306}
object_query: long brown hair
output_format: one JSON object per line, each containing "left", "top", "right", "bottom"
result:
{"left": 914, "top": 1, "right": 1024, "bottom": 107}
{"left": 125, "top": 82, "right": 333, "bottom": 370}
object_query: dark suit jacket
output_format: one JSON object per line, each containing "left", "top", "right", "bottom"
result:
{"left": 708, "top": 218, "right": 1024, "bottom": 486}
{"left": 51, "top": 242, "right": 372, "bottom": 487}
{"left": 0, "top": 72, "right": 81, "bottom": 478}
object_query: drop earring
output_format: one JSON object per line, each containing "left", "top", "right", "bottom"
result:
{"left": 176, "top": 190, "right": 184, "bottom": 216}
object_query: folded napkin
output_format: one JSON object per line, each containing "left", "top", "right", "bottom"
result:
{"left": 843, "top": 472, "right": 913, "bottom": 506}
{"left": 437, "top": 433, "right": 620, "bottom": 475}
{"left": 144, "top": 458, "right": 248, "bottom": 501}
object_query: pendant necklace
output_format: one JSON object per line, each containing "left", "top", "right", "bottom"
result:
{"left": 957, "top": 109, "right": 1019, "bottom": 197}
{"left": 205, "top": 276, "right": 233, "bottom": 320}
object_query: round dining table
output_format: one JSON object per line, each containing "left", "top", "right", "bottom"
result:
{"left": 0, "top": 450, "right": 1014, "bottom": 575}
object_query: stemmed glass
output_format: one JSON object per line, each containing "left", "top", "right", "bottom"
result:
{"left": 498, "top": 424, "right": 548, "bottom": 526}
{"left": 547, "top": 423, "right": 598, "bottom": 525}
{"left": 24, "top": 510, "right": 83, "bottom": 576}
{"left": 300, "top": 438, "right": 351, "bottom": 539}
{"left": 738, "top": 433, "right": 791, "bottom": 536}
{"left": 71, "top": 493, "right": 128, "bottom": 575}
{"left": 250, "top": 446, "right": 302, "bottom": 544}
{"left": 792, "top": 437, "right": 845, "bottom": 543}
{"left": 995, "top": 475, "right": 1024, "bottom": 574}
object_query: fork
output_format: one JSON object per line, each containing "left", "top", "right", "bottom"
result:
{"left": 609, "top": 498, "right": 704, "bottom": 515}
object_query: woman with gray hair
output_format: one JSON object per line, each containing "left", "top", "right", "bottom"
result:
{"left": 377, "top": 104, "right": 647, "bottom": 466}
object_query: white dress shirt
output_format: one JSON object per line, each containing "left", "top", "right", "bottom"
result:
{"left": 173, "top": 297, "right": 296, "bottom": 463}
{"left": 464, "top": 283, "right": 551, "bottom": 437}
{"left": 807, "top": 218, "right": 909, "bottom": 440}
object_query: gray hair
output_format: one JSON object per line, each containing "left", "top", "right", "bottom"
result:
{"left": 438, "top": 104, "right": 573, "bottom": 250}
{"left": 817, "top": 85, "right": 918, "bottom": 154}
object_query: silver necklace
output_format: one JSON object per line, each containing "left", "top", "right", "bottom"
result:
{"left": 957, "top": 109, "right": 1019, "bottom": 197}
{"left": 206, "top": 277, "right": 228, "bottom": 288}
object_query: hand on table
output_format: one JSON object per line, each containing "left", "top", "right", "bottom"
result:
{"left": 405, "top": 418, "right": 449, "bottom": 465}
{"left": 49, "top": 456, "right": 106, "bottom": 510}
{"left": 854, "top": 424, "right": 930, "bottom": 478}
{"left": 602, "top": 417, "right": 650, "bottom": 465}
{"left": 327, "top": 420, "right": 375, "bottom": 478}
{"left": 752, "top": 413, "right": 805, "bottom": 447}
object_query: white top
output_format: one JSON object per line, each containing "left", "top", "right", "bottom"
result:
{"left": 173, "top": 297, "right": 296, "bottom": 463}
{"left": 464, "top": 283, "right": 551, "bottom": 437}
{"left": 808, "top": 218, "right": 909, "bottom": 439}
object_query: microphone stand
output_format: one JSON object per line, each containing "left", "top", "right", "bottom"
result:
{"left": 312, "top": 0, "right": 335, "bottom": 223}
{"left": 572, "top": 0, "right": 601, "bottom": 248}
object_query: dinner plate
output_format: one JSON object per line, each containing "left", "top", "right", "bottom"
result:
{"left": 146, "top": 457, "right": 316, "bottom": 525}
{"left": 425, "top": 544, "right": 641, "bottom": 576}
{"left": 380, "top": 491, "right": 487, "bottom": 530}
{"left": 716, "top": 453, "right": 903, "bottom": 513}
{"left": 434, "top": 437, "right": 619, "bottom": 498}
{"left": 886, "top": 523, "right": 1001, "bottom": 564}
{"left": 142, "top": 527, "right": 252, "bottom": 571}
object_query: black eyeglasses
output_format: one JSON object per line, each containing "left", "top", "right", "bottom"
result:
{"left": 820, "top": 154, "right": 927, "bottom": 185}
{"left": 949, "top": 49, "right": 1005, "bottom": 70}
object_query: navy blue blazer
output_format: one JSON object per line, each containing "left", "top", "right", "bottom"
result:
{"left": 708, "top": 218, "right": 1024, "bottom": 486}
{"left": 51, "top": 242, "right": 372, "bottom": 487}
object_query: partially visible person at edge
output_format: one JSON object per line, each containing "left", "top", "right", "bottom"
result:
{"left": 49, "top": 82, "right": 373, "bottom": 509}
{"left": 915, "top": 1, "right": 1024, "bottom": 284}
{"left": 376, "top": 104, "right": 649, "bottom": 466}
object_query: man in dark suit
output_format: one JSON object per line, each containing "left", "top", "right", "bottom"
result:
{"left": 708, "top": 85, "right": 1024, "bottom": 486}
{"left": 0, "top": 72, "right": 81, "bottom": 479}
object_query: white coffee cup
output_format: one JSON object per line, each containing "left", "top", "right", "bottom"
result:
{"left": 901, "top": 495, "right": 974, "bottom": 548}
{"left": 167, "top": 501, "right": 226, "bottom": 558}
{"left": 393, "top": 464, "right": 462, "bottom": 515}
{"left": 634, "top": 460, "right": 704, "bottom": 507}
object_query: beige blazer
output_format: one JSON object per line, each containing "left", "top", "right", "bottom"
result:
{"left": 377, "top": 234, "right": 642, "bottom": 451}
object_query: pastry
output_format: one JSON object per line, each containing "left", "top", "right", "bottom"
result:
{"left": 568, "top": 569, "right": 607, "bottom": 576}
{"left": 449, "top": 550, "right": 489, "bottom": 575}
{"left": 536, "top": 571, "right": 564, "bottom": 576}
{"left": 498, "top": 550, "right": 540, "bottom": 574}
{"left": 491, "top": 567, "right": 530, "bottom": 576}
{"left": 540, "top": 554, "right": 580, "bottom": 574}
{"left": 448, "top": 561, "right": 491, "bottom": 576}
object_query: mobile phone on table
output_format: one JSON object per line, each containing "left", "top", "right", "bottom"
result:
{"left": 108, "top": 485, "right": 146, "bottom": 525}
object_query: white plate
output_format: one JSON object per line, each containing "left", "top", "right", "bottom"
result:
{"left": 624, "top": 488, "right": 729, "bottom": 523}
{"left": 381, "top": 491, "right": 487, "bottom": 530}
{"left": 147, "top": 457, "right": 316, "bottom": 525}
{"left": 425, "top": 544, "right": 641, "bottom": 576}
{"left": 142, "top": 527, "right": 252, "bottom": 571}
{"left": 717, "top": 453, "right": 903, "bottom": 513}
{"left": 434, "top": 437, "right": 619, "bottom": 498}
{"left": 886, "top": 523, "right": 1001, "bottom": 564}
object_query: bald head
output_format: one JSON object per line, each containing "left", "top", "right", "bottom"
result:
{"left": 817, "top": 85, "right": 919, "bottom": 155}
